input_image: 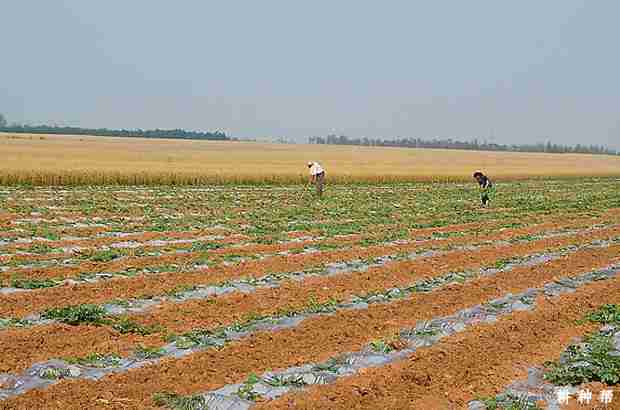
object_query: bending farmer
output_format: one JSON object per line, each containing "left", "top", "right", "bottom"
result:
{"left": 473, "top": 170, "right": 494, "bottom": 207}
{"left": 307, "top": 161, "right": 326, "bottom": 198}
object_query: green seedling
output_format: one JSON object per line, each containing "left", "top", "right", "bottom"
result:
{"left": 477, "top": 394, "right": 540, "bottom": 410}
{"left": 65, "top": 353, "right": 122, "bottom": 368}
{"left": 152, "top": 392, "right": 208, "bottom": 409}
{"left": 164, "top": 285, "right": 197, "bottom": 298}
{"left": 112, "top": 317, "right": 163, "bottom": 336}
{"left": 40, "top": 367, "right": 70, "bottom": 380}
{"left": 236, "top": 373, "right": 261, "bottom": 401}
{"left": 191, "top": 241, "right": 224, "bottom": 252}
{"left": 84, "top": 249, "right": 121, "bottom": 263}
{"left": 41, "top": 304, "right": 109, "bottom": 326}
{"left": 0, "top": 318, "right": 32, "bottom": 329}
{"left": 263, "top": 374, "right": 307, "bottom": 388}
{"left": 583, "top": 304, "right": 620, "bottom": 325}
{"left": 312, "top": 355, "right": 350, "bottom": 373}
{"left": 414, "top": 328, "right": 439, "bottom": 337}
{"left": 543, "top": 332, "right": 620, "bottom": 385}
{"left": 11, "top": 277, "right": 60, "bottom": 289}
{"left": 135, "top": 345, "right": 165, "bottom": 360}
{"left": 109, "top": 299, "right": 131, "bottom": 308}
{"left": 28, "top": 242, "right": 54, "bottom": 254}
{"left": 369, "top": 339, "right": 395, "bottom": 354}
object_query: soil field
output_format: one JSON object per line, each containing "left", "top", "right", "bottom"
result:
{"left": 0, "top": 178, "right": 619, "bottom": 409}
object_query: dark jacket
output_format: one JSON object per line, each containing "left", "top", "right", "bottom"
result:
{"left": 477, "top": 175, "right": 492, "bottom": 189}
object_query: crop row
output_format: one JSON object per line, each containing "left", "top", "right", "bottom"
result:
{"left": 4, "top": 211, "right": 537, "bottom": 270}
{"left": 6, "top": 258, "right": 619, "bottom": 407}
{"left": 471, "top": 305, "right": 620, "bottom": 409}
{"left": 175, "top": 264, "right": 618, "bottom": 409}
{"left": 2, "top": 228, "right": 616, "bottom": 376}
{"left": 255, "top": 269, "right": 620, "bottom": 410}
{"left": 0, "top": 222, "right": 583, "bottom": 292}
{"left": 0, "top": 235, "right": 618, "bottom": 408}
{"left": 0, "top": 214, "right": 614, "bottom": 318}
{"left": 3, "top": 179, "right": 619, "bottom": 243}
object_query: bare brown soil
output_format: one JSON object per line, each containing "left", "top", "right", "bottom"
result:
{"left": 2, "top": 225, "right": 616, "bottom": 374}
{"left": 1, "top": 242, "right": 618, "bottom": 409}
{"left": 1, "top": 214, "right": 600, "bottom": 318}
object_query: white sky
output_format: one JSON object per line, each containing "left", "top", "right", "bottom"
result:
{"left": 1, "top": 1, "right": 618, "bottom": 148}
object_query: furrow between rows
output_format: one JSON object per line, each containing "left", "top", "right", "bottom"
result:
{"left": 0, "top": 226, "right": 235, "bottom": 253}
{"left": 1, "top": 214, "right": 613, "bottom": 318}
{"left": 4, "top": 208, "right": 617, "bottom": 282}
{"left": 130, "top": 225, "right": 620, "bottom": 333}
{"left": 1, "top": 216, "right": 506, "bottom": 256}
{"left": 191, "top": 266, "right": 620, "bottom": 410}
{"left": 1, "top": 241, "right": 618, "bottom": 409}
{"left": 0, "top": 218, "right": 490, "bottom": 280}
{"left": 1, "top": 227, "right": 614, "bottom": 375}
{"left": 2, "top": 203, "right": 601, "bottom": 248}
{"left": 0, "top": 233, "right": 243, "bottom": 267}
{"left": 254, "top": 271, "right": 620, "bottom": 410}
{"left": 2, "top": 208, "right": 586, "bottom": 281}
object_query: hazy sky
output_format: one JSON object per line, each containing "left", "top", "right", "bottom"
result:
{"left": 1, "top": 1, "right": 619, "bottom": 148}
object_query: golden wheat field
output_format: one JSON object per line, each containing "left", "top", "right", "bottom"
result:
{"left": 1, "top": 132, "right": 619, "bottom": 185}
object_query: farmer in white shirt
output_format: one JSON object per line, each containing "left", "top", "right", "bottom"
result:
{"left": 307, "top": 161, "right": 325, "bottom": 197}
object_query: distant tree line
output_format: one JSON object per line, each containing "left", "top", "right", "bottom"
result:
{"left": 0, "top": 117, "right": 229, "bottom": 141}
{"left": 308, "top": 135, "right": 618, "bottom": 155}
